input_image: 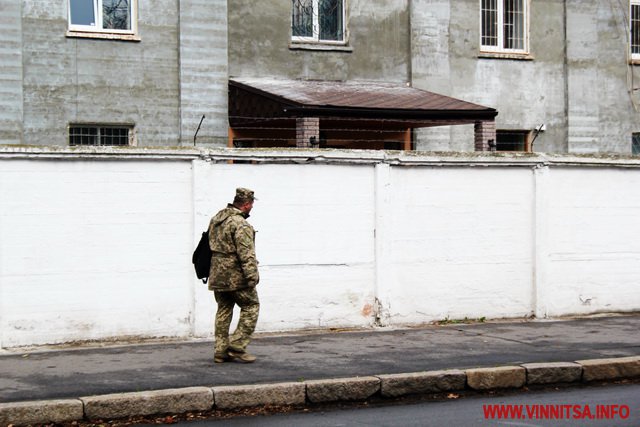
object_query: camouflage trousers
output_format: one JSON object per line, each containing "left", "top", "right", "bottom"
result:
{"left": 213, "top": 287, "right": 260, "bottom": 356}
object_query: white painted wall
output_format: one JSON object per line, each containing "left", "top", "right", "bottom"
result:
{"left": 379, "top": 166, "right": 534, "bottom": 324}
{"left": 1, "top": 148, "right": 639, "bottom": 348}
{"left": 192, "top": 161, "right": 376, "bottom": 336}
{"left": 0, "top": 159, "right": 193, "bottom": 347}
{"left": 540, "top": 168, "right": 640, "bottom": 317}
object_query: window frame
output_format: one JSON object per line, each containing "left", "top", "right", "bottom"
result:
{"left": 632, "top": 132, "right": 640, "bottom": 155}
{"left": 480, "top": 0, "right": 529, "bottom": 55}
{"left": 67, "top": 0, "right": 138, "bottom": 37}
{"left": 291, "top": 0, "right": 347, "bottom": 45}
{"left": 631, "top": 1, "right": 640, "bottom": 61}
{"left": 496, "top": 129, "right": 532, "bottom": 152}
{"left": 69, "top": 124, "right": 135, "bottom": 147}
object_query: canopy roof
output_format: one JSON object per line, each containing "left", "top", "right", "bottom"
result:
{"left": 229, "top": 78, "right": 497, "bottom": 128}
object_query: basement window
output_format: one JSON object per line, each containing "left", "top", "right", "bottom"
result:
{"left": 496, "top": 130, "right": 531, "bottom": 152}
{"left": 67, "top": 0, "right": 138, "bottom": 39}
{"left": 69, "top": 125, "right": 134, "bottom": 146}
{"left": 292, "top": 0, "right": 345, "bottom": 44}
{"left": 480, "top": 0, "right": 528, "bottom": 54}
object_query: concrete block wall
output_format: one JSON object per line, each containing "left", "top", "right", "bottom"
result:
{"left": 565, "top": 0, "right": 640, "bottom": 154}
{"left": 191, "top": 160, "right": 377, "bottom": 336}
{"left": 377, "top": 164, "right": 535, "bottom": 324}
{"left": 227, "top": 0, "right": 410, "bottom": 83}
{"left": 0, "top": 158, "right": 194, "bottom": 347}
{"left": 411, "top": 0, "right": 568, "bottom": 154}
{"left": 4, "top": 0, "right": 228, "bottom": 147}
{"left": 537, "top": 167, "right": 640, "bottom": 317}
{"left": 0, "top": 148, "right": 639, "bottom": 348}
{"left": 179, "top": 0, "right": 228, "bottom": 146}
{"left": 0, "top": 0, "right": 23, "bottom": 145}
{"left": 410, "top": 0, "right": 640, "bottom": 154}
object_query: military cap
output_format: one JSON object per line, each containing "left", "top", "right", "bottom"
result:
{"left": 235, "top": 187, "right": 256, "bottom": 201}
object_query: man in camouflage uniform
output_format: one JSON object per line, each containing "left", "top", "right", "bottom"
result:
{"left": 208, "top": 188, "right": 260, "bottom": 363}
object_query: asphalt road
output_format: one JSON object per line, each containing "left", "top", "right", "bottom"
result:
{"left": 170, "top": 382, "right": 640, "bottom": 427}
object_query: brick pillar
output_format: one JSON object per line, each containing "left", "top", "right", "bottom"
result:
{"left": 474, "top": 120, "right": 496, "bottom": 152}
{"left": 296, "top": 117, "right": 320, "bottom": 148}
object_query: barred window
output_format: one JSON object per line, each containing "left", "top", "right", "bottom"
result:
{"left": 69, "top": 125, "right": 132, "bottom": 146}
{"left": 632, "top": 1, "right": 640, "bottom": 59}
{"left": 292, "top": 0, "right": 345, "bottom": 43}
{"left": 481, "top": 0, "right": 528, "bottom": 53}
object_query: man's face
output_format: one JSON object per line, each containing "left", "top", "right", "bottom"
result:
{"left": 241, "top": 200, "right": 254, "bottom": 215}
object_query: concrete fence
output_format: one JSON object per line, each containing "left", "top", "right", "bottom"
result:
{"left": 1, "top": 147, "right": 639, "bottom": 348}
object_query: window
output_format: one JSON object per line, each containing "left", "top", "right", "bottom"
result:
{"left": 632, "top": 1, "right": 640, "bottom": 60}
{"left": 292, "top": 0, "right": 345, "bottom": 43}
{"left": 496, "top": 130, "right": 531, "bottom": 152}
{"left": 481, "top": 0, "right": 528, "bottom": 53}
{"left": 68, "top": 0, "right": 137, "bottom": 35}
{"left": 633, "top": 133, "right": 640, "bottom": 155}
{"left": 69, "top": 125, "right": 133, "bottom": 146}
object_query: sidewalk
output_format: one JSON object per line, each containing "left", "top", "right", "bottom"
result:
{"left": 0, "top": 314, "right": 639, "bottom": 424}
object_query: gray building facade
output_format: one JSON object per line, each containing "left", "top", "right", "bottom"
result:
{"left": 1, "top": 0, "right": 228, "bottom": 147}
{"left": 410, "top": 0, "right": 640, "bottom": 154}
{"left": 2, "top": 1, "right": 640, "bottom": 153}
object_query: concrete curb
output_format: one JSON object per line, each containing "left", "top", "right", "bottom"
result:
{"left": 1, "top": 356, "right": 638, "bottom": 426}
{"left": 306, "top": 376, "right": 380, "bottom": 403}
{"left": 522, "top": 362, "right": 582, "bottom": 385}
{"left": 0, "top": 399, "right": 83, "bottom": 426}
{"left": 378, "top": 369, "right": 466, "bottom": 397}
{"left": 466, "top": 366, "right": 526, "bottom": 390}
{"left": 212, "top": 382, "right": 305, "bottom": 409}
{"left": 80, "top": 387, "right": 213, "bottom": 420}
{"left": 577, "top": 356, "right": 640, "bottom": 382}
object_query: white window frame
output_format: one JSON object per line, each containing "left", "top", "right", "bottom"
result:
{"left": 68, "top": 0, "right": 138, "bottom": 36}
{"left": 480, "top": 0, "right": 529, "bottom": 54}
{"left": 631, "top": 0, "right": 640, "bottom": 60}
{"left": 291, "top": 0, "right": 346, "bottom": 45}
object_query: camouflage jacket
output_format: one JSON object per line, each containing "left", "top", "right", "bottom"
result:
{"left": 207, "top": 204, "right": 259, "bottom": 292}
